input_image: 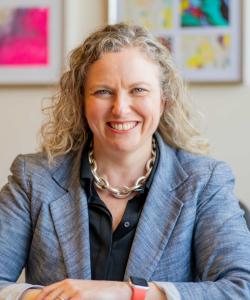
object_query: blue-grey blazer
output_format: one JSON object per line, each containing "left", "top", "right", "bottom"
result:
{"left": 1, "top": 133, "right": 250, "bottom": 300}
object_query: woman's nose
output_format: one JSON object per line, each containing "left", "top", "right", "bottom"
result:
{"left": 111, "top": 92, "right": 130, "bottom": 116}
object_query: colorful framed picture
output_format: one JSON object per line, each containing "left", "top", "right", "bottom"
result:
{"left": 0, "top": 0, "right": 62, "bottom": 85}
{"left": 108, "top": 0, "right": 241, "bottom": 82}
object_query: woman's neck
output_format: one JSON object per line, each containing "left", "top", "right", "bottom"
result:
{"left": 92, "top": 141, "right": 153, "bottom": 188}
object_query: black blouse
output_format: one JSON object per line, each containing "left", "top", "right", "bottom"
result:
{"left": 80, "top": 141, "right": 159, "bottom": 280}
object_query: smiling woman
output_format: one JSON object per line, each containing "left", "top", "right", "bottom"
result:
{"left": 0, "top": 23, "right": 250, "bottom": 300}
{"left": 40, "top": 24, "right": 208, "bottom": 163}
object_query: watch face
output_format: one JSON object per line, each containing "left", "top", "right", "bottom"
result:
{"left": 130, "top": 276, "right": 148, "bottom": 287}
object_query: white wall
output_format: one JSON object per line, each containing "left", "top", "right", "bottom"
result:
{"left": 193, "top": 84, "right": 250, "bottom": 205}
{"left": 0, "top": 87, "right": 48, "bottom": 183}
{"left": 0, "top": 0, "right": 250, "bottom": 208}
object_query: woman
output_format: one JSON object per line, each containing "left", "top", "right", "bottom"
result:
{"left": 0, "top": 23, "right": 250, "bottom": 300}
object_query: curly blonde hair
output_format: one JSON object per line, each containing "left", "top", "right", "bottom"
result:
{"left": 40, "top": 23, "right": 209, "bottom": 162}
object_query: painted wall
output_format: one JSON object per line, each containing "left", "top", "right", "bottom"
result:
{"left": 0, "top": 0, "right": 249, "bottom": 208}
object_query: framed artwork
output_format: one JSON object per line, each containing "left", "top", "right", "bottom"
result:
{"left": 0, "top": 0, "right": 62, "bottom": 85}
{"left": 108, "top": 0, "right": 241, "bottom": 82}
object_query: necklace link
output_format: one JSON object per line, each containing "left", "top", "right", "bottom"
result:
{"left": 88, "top": 138, "right": 156, "bottom": 199}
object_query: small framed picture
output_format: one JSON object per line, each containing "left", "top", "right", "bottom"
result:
{"left": 108, "top": 0, "right": 242, "bottom": 82}
{"left": 0, "top": 0, "right": 63, "bottom": 85}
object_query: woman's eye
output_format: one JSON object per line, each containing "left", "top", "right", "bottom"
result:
{"left": 132, "top": 87, "right": 147, "bottom": 94}
{"left": 95, "top": 89, "right": 112, "bottom": 95}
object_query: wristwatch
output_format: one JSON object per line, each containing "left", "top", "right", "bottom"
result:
{"left": 128, "top": 276, "right": 149, "bottom": 300}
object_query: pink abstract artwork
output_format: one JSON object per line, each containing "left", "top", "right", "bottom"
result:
{"left": 0, "top": 7, "right": 48, "bottom": 66}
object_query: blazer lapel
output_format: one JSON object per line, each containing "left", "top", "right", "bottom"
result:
{"left": 49, "top": 147, "right": 91, "bottom": 279}
{"left": 124, "top": 134, "right": 189, "bottom": 280}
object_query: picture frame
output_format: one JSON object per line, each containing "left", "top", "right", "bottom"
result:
{"left": 108, "top": 0, "right": 242, "bottom": 83}
{"left": 0, "top": 0, "right": 63, "bottom": 85}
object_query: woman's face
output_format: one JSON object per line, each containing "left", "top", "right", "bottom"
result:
{"left": 84, "top": 47, "right": 164, "bottom": 155}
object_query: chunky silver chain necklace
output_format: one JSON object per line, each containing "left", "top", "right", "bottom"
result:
{"left": 88, "top": 138, "right": 156, "bottom": 199}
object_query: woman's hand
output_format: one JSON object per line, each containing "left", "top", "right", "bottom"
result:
{"left": 35, "top": 279, "right": 132, "bottom": 300}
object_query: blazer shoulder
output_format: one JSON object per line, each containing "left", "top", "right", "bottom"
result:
{"left": 7, "top": 151, "right": 78, "bottom": 207}
{"left": 176, "top": 149, "right": 234, "bottom": 184}
{"left": 10, "top": 151, "right": 76, "bottom": 187}
{"left": 11, "top": 152, "right": 55, "bottom": 176}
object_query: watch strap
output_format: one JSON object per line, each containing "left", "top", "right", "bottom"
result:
{"left": 131, "top": 287, "right": 148, "bottom": 300}
{"left": 129, "top": 276, "right": 149, "bottom": 300}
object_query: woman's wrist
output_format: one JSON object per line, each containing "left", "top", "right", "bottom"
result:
{"left": 120, "top": 281, "right": 132, "bottom": 300}
{"left": 146, "top": 282, "right": 167, "bottom": 300}
{"left": 21, "top": 288, "right": 42, "bottom": 300}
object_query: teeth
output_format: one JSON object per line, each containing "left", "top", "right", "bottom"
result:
{"left": 109, "top": 122, "right": 137, "bottom": 131}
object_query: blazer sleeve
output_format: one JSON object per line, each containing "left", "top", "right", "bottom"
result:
{"left": 0, "top": 155, "right": 42, "bottom": 299}
{"left": 157, "top": 161, "right": 250, "bottom": 300}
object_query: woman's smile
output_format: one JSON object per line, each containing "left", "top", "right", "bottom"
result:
{"left": 107, "top": 121, "right": 139, "bottom": 132}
